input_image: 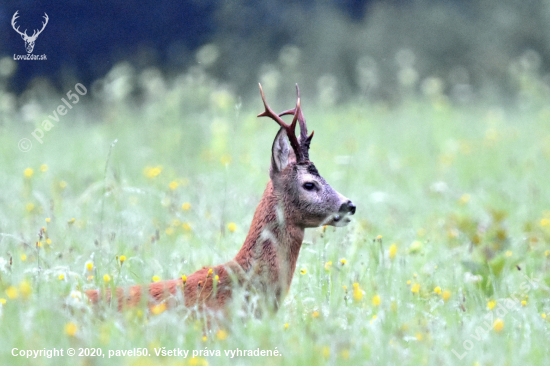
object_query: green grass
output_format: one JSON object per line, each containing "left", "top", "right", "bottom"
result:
{"left": 1, "top": 81, "right": 550, "bottom": 366}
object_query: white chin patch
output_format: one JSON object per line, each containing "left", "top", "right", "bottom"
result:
{"left": 325, "top": 213, "right": 352, "bottom": 227}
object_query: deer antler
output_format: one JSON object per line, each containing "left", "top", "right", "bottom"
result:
{"left": 11, "top": 11, "right": 27, "bottom": 37}
{"left": 277, "top": 85, "right": 314, "bottom": 161}
{"left": 258, "top": 83, "right": 306, "bottom": 162}
{"left": 11, "top": 11, "right": 48, "bottom": 41}
{"left": 29, "top": 13, "right": 49, "bottom": 40}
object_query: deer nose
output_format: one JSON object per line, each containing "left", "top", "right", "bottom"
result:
{"left": 340, "top": 200, "right": 356, "bottom": 215}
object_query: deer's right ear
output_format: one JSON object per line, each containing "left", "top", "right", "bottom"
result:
{"left": 270, "top": 127, "right": 294, "bottom": 179}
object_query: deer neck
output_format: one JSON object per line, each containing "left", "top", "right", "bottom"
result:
{"left": 233, "top": 180, "right": 304, "bottom": 295}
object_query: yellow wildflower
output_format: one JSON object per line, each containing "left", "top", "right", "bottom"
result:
{"left": 340, "top": 258, "right": 347, "bottom": 265}
{"left": 151, "top": 303, "right": 166, "bottom": 315}
{"left": 20, "top": 254, "right": 27, "bottom": 261}
{"left": 0, "top": 298, "right": 6, "bottom": 305}
{"left": 216, "top": 329, "right": 228, "bottom": 340}
{"left": 227, "top": 222, "right": 237, "bottom": 232}
{"left": 411, "top": 283, "right": 420, "bottom": 293}
{"left": 59, "top": 180, "right": 67, "bottom": 189}
{"left": 45, "top": 217, "right": 51, "bottom": 223}
{"left": 521, "top": 300, "right": 527, "bottom": 306}
{"left": 144, "top": 166, "right": 162, "bottom": 178}
{"left": 372, "top": 294, "right": 381, "bottom": 306}
{"left": 434, "top": 286, "right": 442, "bottom": 294}
{"left": 324, "top": 261, "right": 332, "bottom": 270}
{"left": 59, "top": 274, "right": 65, "bottom": 280}
{"left": 341, "top": 349, "right": 350, "bottom": 360}
{"left": 182, "top": 202, "right": 191, "bottom": 210}
{"left": 300, "top": 268, "right": 307, "bottom": 275}
{"left": 152, "top": 275, "right": 160, "bottom": 282}
{"left": 25, "top": 203, "right": 35, "bottom": 212}
{"left": 459, "top": 194, "right": 471, "bottom": 205}
{"left": 40, "top": 164, "right": 48, "bottom": 172}
{"left": 169, "top": 181, "right": 178, "bottom": 190}
{"left": 103, "top": 274, "right": 111, "bottom": 282}
{"left": 64, "top": 322, "right": 77, "bottom": 336}
{"left": 389, "top": 243, "right": 397, "bottom": 259}
{"left": 487, "top": 300, "right": 496, "bottom": 310}
{"left": 181, "top": 275, "right": 187, "bottom": 283}
{"left": 19, "top": 281, "right": 31, "bottom": 298}
{"left": 86, "top": 262, "right": 93, "bottom": 271}
{"left": 24, "top": 168, "right": 33, "bottom": 178}
{"left": 284, "top": 323, "right": 289, "bottom": 330}
{"left": 505, "top": 250, "right": 512, "bottom": 257}
{"left": 493, "top": 318, "right": 504, "bottom": 332}
{"left": 6, "top": 286, "right": 18, "bottom": 299}
{"left": 182, "top": 222, "right": 192, "bottom": 231}
{"left": 353, "top": 286, "right": 363, "bottom": 301}
{"left": 442, "top": 290, "right": 451, "bottom": 302}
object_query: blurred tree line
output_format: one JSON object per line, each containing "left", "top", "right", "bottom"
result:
{"left": 1, "top": 0, "right": 549, "bottom": 104}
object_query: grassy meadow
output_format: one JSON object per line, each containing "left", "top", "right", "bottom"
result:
{"left": 1, "top": 70, "right": 550, "bottom": 366}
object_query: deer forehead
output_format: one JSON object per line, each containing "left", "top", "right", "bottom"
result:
{"left": 294, "top": 163, "right": 323, "bottom": 182}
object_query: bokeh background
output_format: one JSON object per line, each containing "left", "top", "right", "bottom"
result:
{"left": 1, "top": 1, "right": 550, "bottom": 366}
{"left": 1, "top": 0, "right": 550, "bottom": 103}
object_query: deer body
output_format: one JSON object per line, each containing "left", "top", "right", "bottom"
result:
{"left": 85, "top": 85, "right": 356, "bottom": 315}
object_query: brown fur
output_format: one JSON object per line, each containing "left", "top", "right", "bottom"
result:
{"left": 85, "top": 179, "right": 305, "bottom": 313}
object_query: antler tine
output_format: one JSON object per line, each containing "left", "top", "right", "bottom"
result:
{"left": 11, "top": 10, "right": 27, "bottom": 37}
{"left": 275, "top": 84, "right": 314, "bottom": 161}
{"left": 31, "top": 13, "right": 49, "bottom": 39}
{"left": 258, "top": 84, "right": 304, "bottom": 161}
{"left": 277, "top": 85, "right": 311, "bottom": 141}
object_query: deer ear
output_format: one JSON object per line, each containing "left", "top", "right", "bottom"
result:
{"left": 270, "top": 127, "right": 295, "bottom": 179}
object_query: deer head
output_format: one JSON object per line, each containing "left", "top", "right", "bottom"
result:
{"left": 12, "top": 11, "right": 49, "bottom": 54}
{"left": 258, "top": 84, "right": 356, "bottom": 228}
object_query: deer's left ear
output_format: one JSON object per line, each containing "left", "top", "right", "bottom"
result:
{"left": 270, "top": 127, "right": 296, "bottom": 179}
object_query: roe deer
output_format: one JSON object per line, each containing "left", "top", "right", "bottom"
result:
{"left": 85, "top": 84, "right": 356, "bottom": 315}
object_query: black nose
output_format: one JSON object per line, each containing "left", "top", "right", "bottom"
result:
{"left": 340, "top": 200, "right": 356, "bottom": 215}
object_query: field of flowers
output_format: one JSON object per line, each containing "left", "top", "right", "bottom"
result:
{"left": 1, "top": 68, "right": 550, "bottom": 365}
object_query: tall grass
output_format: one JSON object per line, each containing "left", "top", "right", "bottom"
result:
{"left": 0, "top": 68, "right": 549, "bottom": 365}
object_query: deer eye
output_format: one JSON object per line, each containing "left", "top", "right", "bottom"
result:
{"left": 302, "top": 182, "right": 316, "bottom": 191}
